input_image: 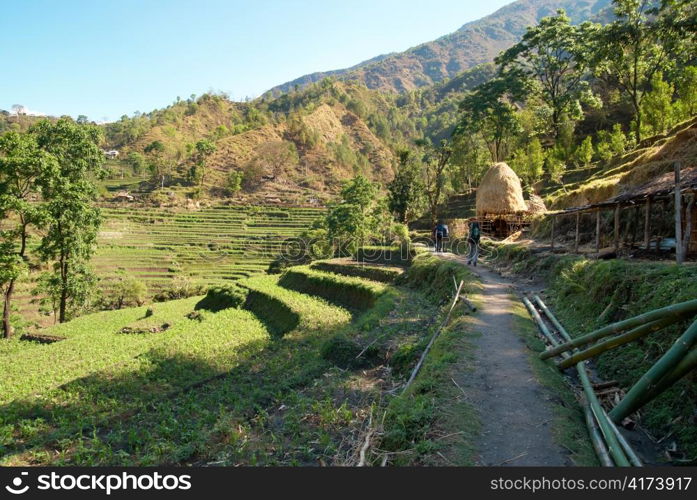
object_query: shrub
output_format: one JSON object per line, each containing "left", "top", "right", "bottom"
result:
{"left": 195, "top": 284, "right": 249, "bottom": 312}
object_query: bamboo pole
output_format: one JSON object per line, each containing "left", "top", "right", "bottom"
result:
{"left": 644, "top": 197, "right": 651, "bottom": 250}
{"left": 556, "top": 317, "right": 676, "bottom": 370}
{"left": 614, "top": 204, "right": 620, "bottom": 253}
{"left": 575, "top": 212, "right": 580, "bottom": 253}
{"left": 630, "top": 347, "right": 697, "bottom": 412}
{"left": 596, "top": 209, "right": 601, "bottom": 253}
{"left": 675, "top": 162, "right": 683, "bottom": 265}
{"left": 523, "top": 297, "right": 560, "bottom": 347}
{"left": 582, "top": 395, "right": 614, "bottom": 467}
{"left": 526, "top": 297, "right": 630, "bottom": 466}
{"left": 403, "top": 279, "right": 465, "bottom": 393}
{"left": 533, "top": 295, "right": 572, "bottom": 342}
{"left": 609, "top": 317, "right": 697, "bottom": 423}
{"left": 578, "top": 361, "right": 631, "bottom": 465}
{"left": 540, "top": 299, "right": 697, "bottom": 360}
{"left": 607, "top": 414, "right": 643, "bottom": 466}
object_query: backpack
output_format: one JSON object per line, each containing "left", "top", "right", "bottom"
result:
{"left": 435, "top": 223, "right": 448, "bottom": 238}
{"left": 470, "top": 224, "right": 480, "bottom": 240}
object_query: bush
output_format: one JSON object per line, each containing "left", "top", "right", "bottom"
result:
{"left": 195, "top": 284, "right": 249, "bottom": 312}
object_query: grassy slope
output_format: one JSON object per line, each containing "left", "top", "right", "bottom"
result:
{"left": 487, "top": 241, "right": 697, "bottom": 461}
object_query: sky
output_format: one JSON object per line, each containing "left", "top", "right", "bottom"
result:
{"left": 1, "top": 0, "right": 512, "bottom": 122}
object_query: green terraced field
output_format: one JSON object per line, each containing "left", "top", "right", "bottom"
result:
{"left": 0, "top": 263, "right": 447, "bottom": 466}
{"left": 12, "top": 204, "right": 323, "bottom": 327}
{"left": 95, "top": 205, "right": 324, "bottom": 295}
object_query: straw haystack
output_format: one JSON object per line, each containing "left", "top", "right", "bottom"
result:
{"left": 526, "top": 193, "right": 547, "bottom": 214}
{"left": 476, "top": 162, "right": 527, "bottom": 216}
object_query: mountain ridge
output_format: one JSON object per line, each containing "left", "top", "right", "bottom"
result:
{"left": 265, "top": 0, "right": 612, "bottom": 96}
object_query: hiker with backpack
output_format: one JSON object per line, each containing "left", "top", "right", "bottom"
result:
{"left": 433, "top": 220, "right": 449, "bottom": 253}
{"left": 467, "top": 220, "right": 481, "bottom": 266}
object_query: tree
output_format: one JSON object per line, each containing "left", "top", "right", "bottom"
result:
{"left": 190, "top": 139, "right": 216, "bottom": 187}
{"left": 596, "top": 124, "right": 628, "bottom": 161}
{"left": 592, "top": 0, "right": 682, "bottom": 143}
{"left": 31, "top": 118, "right": 105, "bottom": 323}
{"left": 111, "top": 275, "right": 147, "bottom": 309}
{"left": 512, "top": 137, "right": 546, "bottom": 185}
{"left": 127, "top": 151, "right": 146, "bottom": 175}
{"left": 641, "top": 72, "right": 675, "bottom": 136}
{"left": 326, "top": 176, "right": 380, "bottom": 252}
{"left": 675, "top": 66, "right": 697, "bottom": 120}
{"left": 226, "top": 171, "right": 243, "bottom": 196}
{"left": 574, "top": 136, "right": 594, "bottom": 168}
{"left": 456, "top": 77, "right": 522, "bottom": 162}
{"left": 496, "top": 10, "right": 594, "bottom": 139}
{"left": 387, "top": 150, "right": 426, "bottom": 223}
{"left": 144, "top": 140, "right": 167, "bottom": 188}
{"left": 420, "top": 140, "right": 453, "bottom": 227}
{"left": 0, "top": 131, "right": 55, "bottom": 337}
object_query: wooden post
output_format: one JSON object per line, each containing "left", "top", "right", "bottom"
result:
{"left": 596, "top": 209, "right": 601, "bottom": 253}
{"left": 574, "top": 212, "right": 580, "bottom": 253}
{"left": 551, "top": 215, "right": 555, "bottom": 250}
{"left": 644, "top": 196, "right": 651, "bottom": 250}
{"left": 675, "top": 162, "right": 684, "bottom": 265}
{"left": 614, "top": 204, "right": 620, "bottom": 254}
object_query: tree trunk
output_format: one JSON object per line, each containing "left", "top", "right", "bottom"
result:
{"left": 2, "top": 279, "right": 15, "bottom": 338}
{"left": 59, "top": 260, "right": 69, "bottom": 323}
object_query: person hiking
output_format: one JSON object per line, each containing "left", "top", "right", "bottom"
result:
{"left": 433, "top": 220, "right": 449, "bottom": 253}
{"left": 467, "top": 220, "right": 481, "bottom": 266}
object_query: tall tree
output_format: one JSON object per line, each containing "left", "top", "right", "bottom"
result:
{"left": 420, "top": 140, "right": 453, "bottom": 228}
{"left": 592, "top": 0, "right": 684, "bottom": 143}
{"left": 189, "top": 139, "right": 217, "bottom": 187}
{"left": 32, "top": 118, "right": 105, "bottom": 323}
{"left": 144, "top": 140, "right": 167, "bottom": 188}
{"left": 387, "top": 150, "right": 425, "bottom": 223}
{"left": 496, "top": 10, "right": 594, "bottom": 140}
{"left": 456, "top": 77, "right": 522, "bottom": 162}
{"left": 0, "top": 132, "right": 55, "bottom": 337}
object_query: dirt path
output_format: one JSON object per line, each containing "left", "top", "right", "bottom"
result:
{"left": 438, "top": 252, "right": 571, "bottom": 466}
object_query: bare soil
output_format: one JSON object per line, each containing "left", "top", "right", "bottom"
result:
{"left": 438, "top": 252, "right": 572, "bottom": 466}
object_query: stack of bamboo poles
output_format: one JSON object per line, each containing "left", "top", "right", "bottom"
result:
{"left": 526, "top": 296, "right": 697, "bottom": 466}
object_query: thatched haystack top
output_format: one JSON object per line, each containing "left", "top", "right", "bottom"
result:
{"left": 476, "top": 162, "right": 527, "bottom": 216}
{"left": 526, "top": 193, "right": 547, "bottom": 214}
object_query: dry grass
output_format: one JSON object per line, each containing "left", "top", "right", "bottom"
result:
{"left": 476, "top": 162, "right": 527, "bottom": 216}
{"left": 526, "top": 193, "right": 547, "bottom": 214}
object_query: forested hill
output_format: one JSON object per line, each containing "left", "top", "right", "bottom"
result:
{"left": 265, "top": 0, "right": 612, "bottom": 96}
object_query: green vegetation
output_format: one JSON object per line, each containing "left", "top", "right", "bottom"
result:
{"left": 278, "top": 266, "right": 386, "bottom": 311}
{"left": 310, "top": 259, "right": 403, "bottom": 283}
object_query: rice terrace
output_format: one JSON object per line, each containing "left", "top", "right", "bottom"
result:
{"left": 1, "top": 0, "right": 697, "bottom": 489}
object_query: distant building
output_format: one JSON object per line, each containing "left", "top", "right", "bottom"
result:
{"left": 104, "top": 149, "right": 120, "bottom": 159}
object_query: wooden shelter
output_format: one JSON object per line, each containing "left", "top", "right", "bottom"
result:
{"left": 547, "top": 164, "right": 697, "bottom": 259}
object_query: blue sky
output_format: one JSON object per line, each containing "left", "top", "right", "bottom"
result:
{"left": 1, "top": 0, "right": 512, "bottom": 121}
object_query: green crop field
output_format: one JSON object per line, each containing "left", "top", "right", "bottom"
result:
{"left": 12, "top": 204, "right": 323, "bottom": 328}
{"left": 0, "top": 262, "right": 449, "bottom": 466}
